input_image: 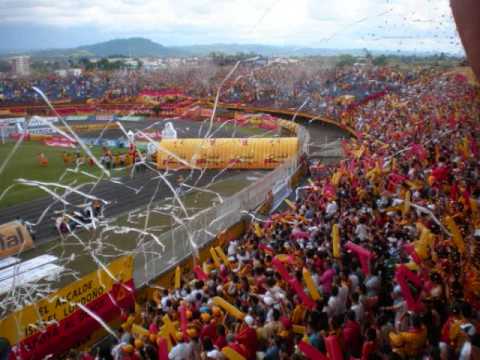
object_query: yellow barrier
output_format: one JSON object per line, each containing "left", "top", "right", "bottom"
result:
{"left": 156, "top": 138, "right": 298, "bottom": 170}
{"left": 0, "top": 256, "right": 133, "bottom": 346}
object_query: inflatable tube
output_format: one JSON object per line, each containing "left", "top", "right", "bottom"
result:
{"left": 403, "top": 191, "right": 411, "bottom": 216}
{"left": 345, "top": 241, "right": 372, "bottom": 275}
{"left": 222, "top": 346, "right": 247, "bottom": 360}
{"left": 272, "top": 258, "right": 316, "bottom": 309}
{"left": 332, "top": 224, "right": 341, "bottom": 258}
{"left": 212, "top": 297, "right": 245, "bottom": 320}
{"left": 403, "top": 244, "right": 422, "bottom": 265}
{"left": 175, "top": 266, "right": 181, "bottom": 289}
{"left": 193, "top": 265, "right": 208, "bottom": 281}
{"left": 272, "top": 258, "right": 293, "bottom": 282}
{"left": 298, "top": 341, "right": 329, "bottom": 360}
{"left": 210, "top": 247, "right": 221, "bottom": 267}
{"left": 395, "top": 265, "right": 424, "bottom": 313}
{"left": 303, "top": 268, "right": 321, "bottom": 301}
{"left": 215, "top": 246, "right": 230, "bottom": 267}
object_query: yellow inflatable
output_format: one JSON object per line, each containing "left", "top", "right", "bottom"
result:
{"left": 389, "top": 326, "right": 427, "bottom": 358}
{"left": 215, "top": 246, "right": 230, "bottom": 267}
{"left": 222, "top": 347, "right": 246, "bottom": 360}
{"left": 210, "top": 247, "right": 221, "bottom": 267}
{"left": 156, "top": 138, "right": 298, "bottom": 170}
{"left": 303, "top": 268, "right": 321, "bottom": 301}
{"left": 212, "top": 297, "right": 245, "bottom": 320}
{"left": 332, "top": 224, "right": 340, "bottom": 258}
{"left": 175, "top": 266, "right": 181, "bottom": 289}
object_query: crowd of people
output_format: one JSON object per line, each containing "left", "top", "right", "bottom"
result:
{"left": 0, "top": 71, "right": 140, "bottom": 104}
{"left": 55, "top": 64, "right": 480, "bottom": 360}
{"left": 1, "top": 60, "right": 411, "bottom": 120}
{"left": 3, "top": 59, "right": 480, "bottom": 359}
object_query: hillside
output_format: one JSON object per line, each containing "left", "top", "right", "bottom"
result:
{"left": 77, "top": 38, "right": 177, "bottom": 57}
{"left": 1, "top": 37, "right": 453, "bottom": 59}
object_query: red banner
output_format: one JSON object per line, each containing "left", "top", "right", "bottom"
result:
{"left": 13, "top": 279, "right": 135, "bottom": 360}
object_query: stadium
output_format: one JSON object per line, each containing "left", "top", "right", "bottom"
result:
{"left": 0, "top": 1, "right": 480, "bottom": 359}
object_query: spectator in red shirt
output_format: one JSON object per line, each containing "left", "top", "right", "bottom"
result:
{"left": 361, "top": 327, "right": 378, "bottom": 360}
{"left": 235, "top": 315, "right": 258, "bottom": 360}
{"left": 214, "top": 324, "right": 227, "bottom": 350}
{"left": 343, "top": 310, "right": 363, "bottom": 358}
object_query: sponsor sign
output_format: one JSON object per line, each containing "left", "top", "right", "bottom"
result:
{"left": 0, "top": 256, "right": 134, "bottom": 359}
{"left": 0, "top": 222, "right": 34, "bottom": 259}
{"left": 44, "top": 136, "right": 76, "bottom": 148}
{"left": 95, "top": 114, "right": 114, "bottom": 122}
{"left": 7, "top": 117, "right": 60, "bottom": 135}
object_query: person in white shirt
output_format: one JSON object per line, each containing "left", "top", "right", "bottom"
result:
{"left": 325, "top": 200, "right": 338, "bottom": 218}
{"left": 459, "top": 323, "right": 480, "bottom": 360}
{"left": 350, "top": 292, "right": 365, "bottom": 325}
{"left": 169, "top": 333, "right": 193, "bottom": 360}
{"left": 327, "top": 286, "right": 345, "bottom": 317}
{"left": 354, "top": 218, "right": 369, "bottom": 241}
{"left": 227, "top": 240, "right": 238, "bottom": 257}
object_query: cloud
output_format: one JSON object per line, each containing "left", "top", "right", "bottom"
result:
{"left": 0, "top": 0, "right": 464, "bottom": 53}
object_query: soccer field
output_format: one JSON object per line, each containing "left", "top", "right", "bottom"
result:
{"left": 0, "top": 142, "right": 122, "bottom": 208}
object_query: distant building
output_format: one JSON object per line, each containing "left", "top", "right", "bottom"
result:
{"left": 55, "top": 69, "right": 68, "bottom": 78}
{"left": 70, "top": 68, "right": 82, "bottom": 77}
{"left": 10, "top": 56, "right": 30, "bottom": 76}
{"left": 54, "top": 68, "right": 83, "bottom": 78}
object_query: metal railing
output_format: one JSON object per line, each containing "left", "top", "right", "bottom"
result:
{"left": 133, "top": 124, "right": 310, "bottom": 287}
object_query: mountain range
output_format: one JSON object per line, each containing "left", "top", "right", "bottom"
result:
{"left": 0, "top": 37, "right": 453, "bottom": 59}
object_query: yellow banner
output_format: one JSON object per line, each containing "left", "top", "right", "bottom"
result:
{"left": 156, "top": 138, "right": 298, "bottom": 170}
{"left": 0, "top": 221, "right": 34, "bottom": 259}
{"left": 0, "top": 256, "right": 133, "bottom": 345}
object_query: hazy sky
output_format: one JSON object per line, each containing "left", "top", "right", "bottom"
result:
{"left": 0, "top": 0, "right": 464, "bottom": 54}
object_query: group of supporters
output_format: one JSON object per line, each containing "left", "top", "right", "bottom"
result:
{"left": 1, "top": 60, "right": 423, "bottom": 120}
{"left": 57, "top": 65, "right": 480, "bottom": 360}
{"left": 0, "top": 71, "right": 140, "bottom": 104}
